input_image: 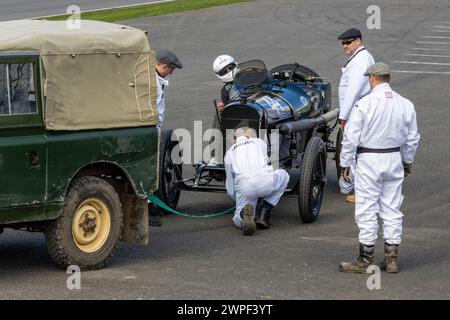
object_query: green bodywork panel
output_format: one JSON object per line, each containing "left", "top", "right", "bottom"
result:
{"left": 0, "top": 52, "right": 159, "bottom": 225}
{"left": 46, "top": 127, "right": 159, "bottom": 202}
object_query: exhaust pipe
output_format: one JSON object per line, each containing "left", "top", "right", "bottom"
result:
{"left": 278, "top": 108, "right": 339, "bottom": 134}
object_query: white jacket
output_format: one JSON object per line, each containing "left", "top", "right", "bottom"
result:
{"left": 338, "top": 46, "right": 375, "bottom": 120}
{"left": 224, "top": 137, "right": 273, "bottom": 199}
{"left": 340, "top": 83, "right": 420, "bottom": 167}
{"left": 156, "top": 73, "right": 169, "bottom": 126}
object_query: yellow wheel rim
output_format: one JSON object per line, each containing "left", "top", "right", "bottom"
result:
{"left": 72, "top": 197, "right": 111, "bottom": 253}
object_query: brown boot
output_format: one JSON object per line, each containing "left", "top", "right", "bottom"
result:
{"left": 241, "top": 204, "right": 256, "bottom": 236}
{"left": 380, "top": 243, "right": 399, "bottom": 273}
{"left": 339, "top": 243, "right": 374, "bottom": 273}
{"left": 345, "top": 194, "right": 355, "bottom": 203}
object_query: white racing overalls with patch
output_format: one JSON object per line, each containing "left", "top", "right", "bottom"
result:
{"left": 338, "top": 46, "right": 375, "bottom": 121}
{"left": 224, "top": 136, "right": 289, "bottom": 228}
{"left": 338, "top": 46, "right": 375, "bottom": 193}
{"left": 340, "top": 83, "right": 420, "bottom": 245}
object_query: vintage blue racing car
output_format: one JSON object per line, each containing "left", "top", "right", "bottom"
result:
{"left": 157, "top": 60, "right": 340, "bottom": 223}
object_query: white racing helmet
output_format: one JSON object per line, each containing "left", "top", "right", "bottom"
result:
{"left": 213, "top": 55, "right": 237, "bottom": 83}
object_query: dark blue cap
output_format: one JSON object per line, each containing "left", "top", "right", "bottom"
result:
{"left": 337, "top": 28, "right": 362, "bottom": 40}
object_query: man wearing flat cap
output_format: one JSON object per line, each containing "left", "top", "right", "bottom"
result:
{"left": 150, "top": 49, "right": 183, "bottom": 227}
{"left": 337, "top": 27, "right": 375, "bottom": 203}
{"left": 155, "top": 48, "right": 183, "bottom": 127}
{"left": 339, "top": 62, "right": 420, "bottom": 274}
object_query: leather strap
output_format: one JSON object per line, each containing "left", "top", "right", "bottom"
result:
{"left": 357, "top": 147, "right": 400, "bottom": 154}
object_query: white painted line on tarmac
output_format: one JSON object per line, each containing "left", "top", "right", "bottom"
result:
{"left": 392, "top": 70, "right": 450, "bottom": 75}
{"left": 394, "top": 60, "right": 450, "bottom": 66}
{"left": 422, "top": 36, "right": 450, "bottom": 39}
{"left": 31, "top": 0, "right": 174, "bottom": 19}
{"left": 411, "top": 47, "right": 450, "bottom": 51}
{"left": 433, "top": 25, "right": 450, "bottom": 29}
{"left": 405, "top": 53, "right": 450, "bottom": 58}
{"left": 416, "top": 41, "right": 450, "bottom": 45}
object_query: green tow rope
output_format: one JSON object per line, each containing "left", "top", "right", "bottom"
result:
{"left": 148, "top": 194, "right": 235, "bottom": 218}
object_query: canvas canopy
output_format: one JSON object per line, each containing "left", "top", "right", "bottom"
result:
{"left": 0, "top": 19, "right": 158, "bottom": 130}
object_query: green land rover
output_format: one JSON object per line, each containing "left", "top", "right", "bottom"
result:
{"left": 0, "top": 20, "right": 160, "bottom": 270}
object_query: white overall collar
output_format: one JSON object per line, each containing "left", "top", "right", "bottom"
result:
{"left": 348, "top": 46, "right": 366, "bottom": 61}
{"left": 371, "top": 82, "right": 391, "bottom": 92}
{"left": 235, "top": 136, "right": 249, "bottom": 143}
{"left": 156, "top": 73, "right": 169, "bottom": 87}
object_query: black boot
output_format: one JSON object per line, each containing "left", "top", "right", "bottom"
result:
{"left": 149, "top": 205, "right": 162, "bottom": 227}
{"left": 255, "top": 200, "right": 273, "bottom": 229}
{"left": 339, "top": 243, "right": 374, "bottom": 273}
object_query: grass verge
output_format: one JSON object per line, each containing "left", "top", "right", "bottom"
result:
{"left": 42, "top": 0, "right": 252, "bottom": 22}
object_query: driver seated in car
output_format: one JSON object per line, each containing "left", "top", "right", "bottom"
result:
{"left": 207, "top": 55, "right": 241, "bottom": 166}
{"left": 224, "top": 127, "right": 289, "bottom": 235}
{"left": 213, "top": 54, "right": 241, "bottom": 112}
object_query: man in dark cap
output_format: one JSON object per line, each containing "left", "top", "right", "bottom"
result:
{"left": 339, "top": 62, "right": 420, "bottom": 274}
{"left": 154, "top": 49, "right": 183, "bottom": 127}
{"left": 337, "top": 28, "right": 375, "bottom": 203}
{"left": 150, "top": 49, "right": 183, "bottom": 227}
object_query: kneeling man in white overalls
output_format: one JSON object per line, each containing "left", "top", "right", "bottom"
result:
{"left": 224, "top": 127, "right": 289, "bottom": 235}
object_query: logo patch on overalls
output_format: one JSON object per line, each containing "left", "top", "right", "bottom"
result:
{"left": 385, "top": 91, "right": 393, "bottom": 99}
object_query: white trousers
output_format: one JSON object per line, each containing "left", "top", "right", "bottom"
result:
{"left": 354, "top": 153, "right": 405, "bottom": 246}
{"left": 232, "top": 169, "right": 289, "bottom": 228}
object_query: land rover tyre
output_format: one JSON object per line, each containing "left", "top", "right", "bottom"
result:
{"left": 155, "top": 129, "right": 183, "bottom": 214}
{"left": 44, "top": 176, "right": 123, "bottom": 270}
{"left": 334, "top": 127, "right": 343, "bottom": 182}
{"left": 298, "top": 137, "right": 327, "bottom": 223}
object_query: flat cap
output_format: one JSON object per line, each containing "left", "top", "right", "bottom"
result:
{"left": 364, "top": 62, "right": 391, "bottom": 76}
{"left": 337, "top": 28, "right": 362, "bottom": 40}
{"left": 156, "top": 49, "right": 183, "bottom": 69}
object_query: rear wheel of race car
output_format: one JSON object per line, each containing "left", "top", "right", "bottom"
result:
{"left": 45, "top": 176, "right": 123, "bottom": 270}
{"left": 155, "top": 129, "right": 183, "bottom": 214}
{"left": 334, "top": 127, "right": 343, "bottom": 182}
{"left": 298, "top": 137, "right": 327, "bottom": 223}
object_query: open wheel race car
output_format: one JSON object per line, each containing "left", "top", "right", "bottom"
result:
{"left": 156, "top": 60, "right": 341, "bottom": 223}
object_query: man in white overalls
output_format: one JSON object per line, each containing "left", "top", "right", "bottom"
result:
{"left": 337, "top": 28, "right": 375, "bottom": 202}
{"left": 224, "top": 127, "right": 289, "bottom": 235}
{"left": 339, "top": 62, "right": 420, "bottom": 273}
{"left": 150, "top": 49, "right": 183, "bottom": 226}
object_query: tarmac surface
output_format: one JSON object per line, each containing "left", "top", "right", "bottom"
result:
{"left": 0, "top": 0, "right": 170, "bottom": 21}
{"left": 1, "top": 0, "right": 450, "bottom": 300}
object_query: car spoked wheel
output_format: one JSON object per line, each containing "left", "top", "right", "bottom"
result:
{"left": 72, "top": 198, "right": 111, "bottom": 253}
{"left": 155, "top": 130, "right": 183, "bottom": 214}
{"left": 45, "top": 176, "right": 123, "bottom": 270}
{"left": 311, "top": 149, "right": 326, "bottom": 216}
{"left": 298, "top": 137, "right": 327, "bottom": 223}
{"left": 163, "top": 150, "right": 180, "bottom": 205}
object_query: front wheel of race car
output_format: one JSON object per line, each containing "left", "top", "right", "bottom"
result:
{"left": 155, "top": 129, "right": 183, "bottom": 214}
{"left": 44, "top": 176, "right": 123, "bottom": 270}
{"left": 298, "top": 137, "right": 327, "bottom": 223}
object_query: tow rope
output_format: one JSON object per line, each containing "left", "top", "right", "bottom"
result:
{"left": 148, "top": 194, "right": 235, "bottom": 218}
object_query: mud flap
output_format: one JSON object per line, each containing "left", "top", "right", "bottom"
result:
{"left": 121, "top": 195, "right": 149, "bottom": 245}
